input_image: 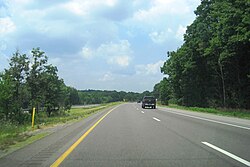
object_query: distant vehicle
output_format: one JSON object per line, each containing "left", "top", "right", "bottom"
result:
{"left": 137, "top": 100, "right": 141, "bottom": 103}
{"left": 142, "top": 96, "right": 156, "bottom": 109}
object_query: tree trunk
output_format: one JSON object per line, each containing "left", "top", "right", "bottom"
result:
{"left": 218, "top": 61, "right": 226, "bottom": 107}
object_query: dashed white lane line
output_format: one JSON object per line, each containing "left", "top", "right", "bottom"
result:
{"left": 202, "top": 142, "right": 250, "bottom": 166}
{"left": 141, "top": 111, "right": 144, "bottom": 114}
{"left": 160, "top": 108, "right": 250, "bottom": 130}
{"left": 153, "top": 117, "right": 161, "bottom": 122}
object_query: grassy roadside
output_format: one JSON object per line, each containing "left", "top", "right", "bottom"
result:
{"left": 0, "top": 133, "right": 49, "bottom": 158}
{"left": 36, "top": 102, "right": 122, "bottom": 127}
{"left": 0, "top": 102, "right": 122, "bottom": 155}
{"left": 159, "top": 103, "right": 250, "bottom": 119}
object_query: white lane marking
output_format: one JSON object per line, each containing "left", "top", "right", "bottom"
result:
{"left": 202, "top": 142, "right": 250, "bottom": 166}
{"left": 153, "top": 117, "right": 161, "bottom": 122}
{"left": 160, "top": 108, "right": 250, "bottom": 130}
{"left": 141, "top": 111, "right": 144, "bottom": 114}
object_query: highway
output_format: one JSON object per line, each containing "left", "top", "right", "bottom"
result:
{"left": 0, "top": 103, "right": 249, "bottom": 167}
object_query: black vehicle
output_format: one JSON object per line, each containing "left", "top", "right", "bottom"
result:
{"left": 142, "top": 96, "right": 156, "bottom": 109}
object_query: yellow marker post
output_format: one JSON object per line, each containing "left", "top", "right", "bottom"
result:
{"left": 32, "top": 108, "right": 36, "bottom": 129}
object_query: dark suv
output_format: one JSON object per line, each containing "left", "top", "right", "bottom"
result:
{"left": 142, "top": 96, "right": 156, "bottom": 109}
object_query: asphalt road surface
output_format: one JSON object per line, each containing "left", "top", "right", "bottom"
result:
{"left": 0, "top": 103, "right": 249, "bottom": 167}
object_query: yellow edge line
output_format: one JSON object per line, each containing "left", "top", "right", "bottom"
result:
{"left": 50, "top": 106, "right": 119, "bottom": 167}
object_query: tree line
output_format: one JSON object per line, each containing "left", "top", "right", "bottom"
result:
{"left": 77, "top": 90, "right": 153, "bottom": 104}
{"left": 154, "top": 0, "right": 250, "bottom": 109}
{"left": 0, "top": 48, "right": 78, "bottom": 124}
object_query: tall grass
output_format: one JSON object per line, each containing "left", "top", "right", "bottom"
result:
{"left": 0, "top": 121, "right": 30, "bottom": 150}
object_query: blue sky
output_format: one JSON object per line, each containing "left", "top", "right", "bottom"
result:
{"left": 0, "top": 0, "right": 200, "bottom": 92}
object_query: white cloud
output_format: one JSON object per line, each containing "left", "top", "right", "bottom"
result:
{"left": 0, "top": 17, "right": 16, "bottom": 35}
{"left": 175, "top": 25, "right": 186, "bottom": 41}
{"left": 81, "top": 47, "right": 93, "bottom": 59}
{"left": 133, "top": 0, "right": 192, "bottom": 23}
{"left": 98, "top": 40, "right": 132, "bottom": 67}
{"left": 106, "top": 0, "right": 117, "bottom": 7}
{"left": 149, "top": 28, "right": 172, "bottom": 44}
{"left": 99, "top": 72, "right": 114, "bottom": 81}
{"left": 136, "top": 60, "right": 164, "bottom": 75}
{"left": 81, "top": 40, "right": 133, "bottom": 67}
{"left": 124, "top": 0, "right": 200, "bottom": 38}
{"left": 63, "top": 1, "right": 89, "bottom": 16}
{"left": 10, "top": 0, "right": 33, "bottom": 5}
{"left": 63, "top": 0, "right": 118, "bottom": 16}
{"left": 98, "top": 40, "right": 131, "bottom": 57}
{"left": 108, "top": 55, "right": 131, "bottom": 67}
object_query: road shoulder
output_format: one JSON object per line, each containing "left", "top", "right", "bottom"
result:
{"left": 158, "top": 106, "right": 250, "bottom": 129}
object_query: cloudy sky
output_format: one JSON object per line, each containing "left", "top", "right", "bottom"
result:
{"left": 0, "top": 0, "right": 200, "bottom": 92}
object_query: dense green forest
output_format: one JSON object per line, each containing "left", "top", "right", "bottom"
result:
{"left": 154, "top": 0, "right": 250, "bottom": 109}
{"left": 77, "top": 90, "right": 152, "bottom": 104}
{"left": 64, "top": 89, "right": 154, "bottom": 106}
{"left": 0, "top": 48, "right": 80, "bottom": 124}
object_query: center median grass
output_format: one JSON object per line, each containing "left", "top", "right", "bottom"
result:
{"left": 0, "top": 102, "right": 122, "bottom": 157}
{"left": 159, "top": 103, "right": 250, "bottom": 119}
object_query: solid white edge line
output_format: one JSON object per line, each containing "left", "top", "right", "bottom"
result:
{"left": 159, "top": 108, "right": 250, "bottom": 130}
{"left": 141, "top": 111, "right": 144, "bottom": 114}
{"left": 202, "top": 142, "right": 250, "bottom": 166}
{"left": 153, "top": 117, "right": 161, "bottom": 122}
